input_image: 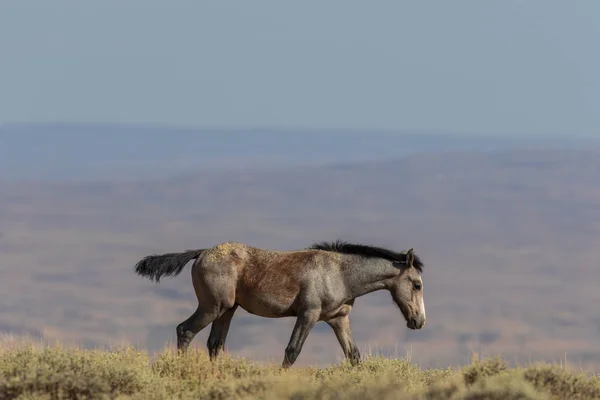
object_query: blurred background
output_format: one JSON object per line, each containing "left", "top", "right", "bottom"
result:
{"left": 1, "top": 1, "right": 600, "bottom": 370}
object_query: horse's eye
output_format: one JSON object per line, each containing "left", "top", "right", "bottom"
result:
{"left": 413, "top": 282, "right": 422, "bottom": 291}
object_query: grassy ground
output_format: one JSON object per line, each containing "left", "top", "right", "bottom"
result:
{"left": 1, "top": 339, "right": 600, "bottom": 399}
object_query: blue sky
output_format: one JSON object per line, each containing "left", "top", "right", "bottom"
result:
{"left": 1, "top": 1, "right": 599, "bottom": 136}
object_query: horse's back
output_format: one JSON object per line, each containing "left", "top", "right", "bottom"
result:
{"left": 201, "top": 241, "right": 252, "bottom": 267}
{"left": 197, "top": 242, "right": 342, "bottom": 317}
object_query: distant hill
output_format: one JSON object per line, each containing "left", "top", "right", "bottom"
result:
{"left": 1, "top": 141, "right": 600, "bottom": 369}
{"left": 1, "top": 123, "right": 595, "bottom": 181}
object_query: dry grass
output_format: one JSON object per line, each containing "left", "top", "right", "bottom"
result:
{"left": 1, "top": 339, "right": 599, "bottom": 399}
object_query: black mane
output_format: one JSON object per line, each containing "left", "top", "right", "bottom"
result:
{"left": 308, "top": 240, "right": 423, "bottom": 272}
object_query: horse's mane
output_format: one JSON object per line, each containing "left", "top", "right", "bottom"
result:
{"left": 308, "top": 240, "right": 423, "bottom": 272}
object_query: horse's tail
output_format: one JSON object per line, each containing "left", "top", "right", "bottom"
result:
{"left": 134, "top": 249, "right": 206, "bottom": 283}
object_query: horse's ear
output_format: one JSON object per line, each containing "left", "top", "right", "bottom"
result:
{"left": 406, "top": 248, "right": 414, "bottom": 265}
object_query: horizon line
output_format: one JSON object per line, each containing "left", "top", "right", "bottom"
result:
{"left": 3, "top": 120, "right": 598, "bottom": 140}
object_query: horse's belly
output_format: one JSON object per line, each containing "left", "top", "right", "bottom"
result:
{"left": 235, "top": 291, "right": 297, "bottom": 318}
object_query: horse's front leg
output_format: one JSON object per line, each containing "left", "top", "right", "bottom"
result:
{"left": 281, "top": 308, "right": 320, "bottom": 368}
{"left": 326, "top": 314, "right": 361, "bottom": 366}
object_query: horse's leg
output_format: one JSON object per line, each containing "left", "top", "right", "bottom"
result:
{"left": 282, "top": 309, "right": 320, "bottom": 368}
{"left": 176, "top": 263, "right": 236, "bottom": 353}
{"left": 176, "top": 306, "right": 221, "bottom": 352}
{"left": 326, "top": 314, "right": 361, "bottom": 366}
{"left": 206, "top": 304, "right": 238, "bottom": 361}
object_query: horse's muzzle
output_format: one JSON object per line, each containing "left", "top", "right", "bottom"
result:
{"left": 407, "top": 315, "right": 426, "bottom": 330}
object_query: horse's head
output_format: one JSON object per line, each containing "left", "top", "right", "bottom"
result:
{"left": 389, "top": 248, "right": 426, "bottom": 330}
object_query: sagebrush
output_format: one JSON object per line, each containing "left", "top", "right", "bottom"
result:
{"left": 1, "top": 340, "right": 599, "bottom": 399}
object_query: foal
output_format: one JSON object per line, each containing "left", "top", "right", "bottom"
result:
{"left": 134, "top": 240, "right": 426, "bottom": 368}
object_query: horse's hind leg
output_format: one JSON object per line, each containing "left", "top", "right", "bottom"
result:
{"left": 207, "top": 304, "right": 238, "bottom": 361}
{"left": 176, "top": 263, "right": 236, "bottom": 353}
{"left": 176, "top": 306, "right": 221, "bottom": 352}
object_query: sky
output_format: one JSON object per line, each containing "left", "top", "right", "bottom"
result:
{"left": 1, "top": 1, "right": 599, "bottom": 136}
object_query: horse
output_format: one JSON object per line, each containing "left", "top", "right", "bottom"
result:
{"left": 133, "top": 240, "right": 426, "bottom": 368}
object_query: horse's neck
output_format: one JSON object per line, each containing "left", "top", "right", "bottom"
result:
{"left": 344, "top": 258, "right": 397, "bottom": 298}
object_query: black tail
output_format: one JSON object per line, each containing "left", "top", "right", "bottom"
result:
{"left": 134, "top": 249, "right": 206, "bottom": 283}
